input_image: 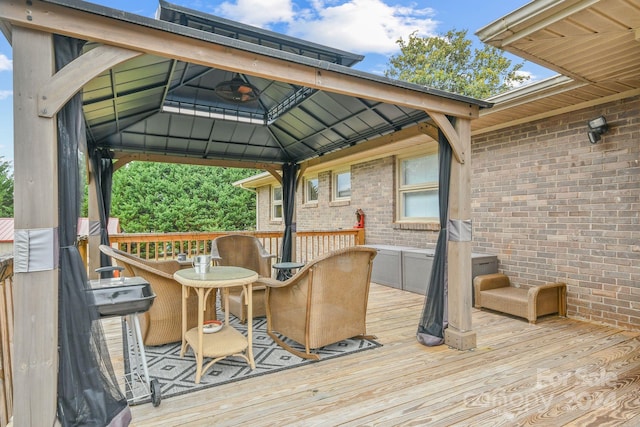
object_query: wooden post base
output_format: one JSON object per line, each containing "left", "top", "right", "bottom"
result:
{"left": 444, "top": 327, "right": 476, "bottom": 351}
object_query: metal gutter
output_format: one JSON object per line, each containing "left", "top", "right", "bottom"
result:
{"left": 484, "top": 74, "right": 576, "bottom": 104}
{"left": 476, "top": 0, "right": 601, "bottom": 47}
{"left": 233, "top": 172, "right": 273, "bottom": 190}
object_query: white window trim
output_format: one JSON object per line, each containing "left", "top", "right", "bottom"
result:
{"left": 332, "top": 169, "right": 351, "bottom": 202}
{"left": 396, "top": 152, "right": 439, "bottom": 222}
{"left": 304, "top": 176, "right": 319, "bottom": 204}
{"left": 271, "top": 185, "right": 283, "bottom": 221}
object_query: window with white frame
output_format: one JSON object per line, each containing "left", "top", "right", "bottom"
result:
{"left": 398, "top": 154, "right": 439, "bottom": 221}
{"left": 271, "top": 185, "right": 283, "bottom": 220}
{"left": 305, "top": 177, "right": 319, "bottom": 203}
{"left": 333, "top": 170, "right": 351, "bottom": 201}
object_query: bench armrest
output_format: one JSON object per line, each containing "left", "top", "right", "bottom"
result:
{"left": 527, "top": 282, "right": 567, "bottom": 321}
{"left": 474, "top": 273, "right": 510, "bottom": 308}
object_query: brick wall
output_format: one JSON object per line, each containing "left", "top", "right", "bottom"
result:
{"left": 255, "top": 155, "right": 440, "bottom": 249}
{"left": 251, "top": 94, "right": 639, "bottom": 331}
{"left": 297, "top": 170, "right": 353, "bottom": 230}
{"left": 256, "top": 186, "right": 281, "bottom": 231}
{"left": 351, "top": 158, "right": 439, "bottom": 248}
{"left": 472, "top": 95, "right": 640, "bottom": 330}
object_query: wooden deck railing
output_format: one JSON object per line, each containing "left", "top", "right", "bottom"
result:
{"left": 0, "top": 256, "right": 13, "bottom": 427}
{"left": 0, "top": 228, "right": 364, "bottom": 425}
{"left": 108, "top": 229, "right": 366, "bottom": 264}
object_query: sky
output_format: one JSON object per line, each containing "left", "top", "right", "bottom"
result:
{"left": 0, "top": 0, "right": 556, "bottom": 168}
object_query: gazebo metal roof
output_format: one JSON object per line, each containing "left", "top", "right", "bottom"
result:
{"left": 69, "top": 0, "right": 491, "bottom": 167}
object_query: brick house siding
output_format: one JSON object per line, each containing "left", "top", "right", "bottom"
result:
{"left": 250, "top": 94, "right": 639, "bottom": 331}
{"left": 256, "top": 156, "right": 440, "bottom": 249}
{"left": 473, "top": 95, "right": 640, "bottom": 331}
{"left": 256, "top": 186, "right": 278, "bottom": 231}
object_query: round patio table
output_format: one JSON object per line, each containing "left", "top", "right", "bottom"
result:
{"left": 174, "top": 266, "right": 258, "bottom": 384}
{"left": 272, "top": 261, "right": 305, "bottom": 280}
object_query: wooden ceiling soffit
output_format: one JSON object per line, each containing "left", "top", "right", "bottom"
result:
{"left": 38, "top": 45, "right": 142, "bottom": 118}
{"left": 474, "top": 87, "right": 640, "bottom": 136}
{"left": 0, "top": 0, "right": 479, "bottom": 120}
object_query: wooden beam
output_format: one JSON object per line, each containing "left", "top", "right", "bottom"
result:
{"left": 267, "top": 169, "right": 283, "bottom": 185}
{"left": 418, "top": 121, "right": 439, "bottom": 141}
{"left": 428, "top": 112, "right": 464, "bottom": 164}
{"left": 111, "top": 152, "right": 279, "bottom": 172}
{"left": 38, "top": 45, "right": 141, "bottom": 118}
{"left": 296, "top": 163, "right": 307, "bottom": 188}
{"left": 12, "top": 26, "right": 59, "bottom": 426}
{"left": 0, "top": 0, "right": 480, "bottom": 120}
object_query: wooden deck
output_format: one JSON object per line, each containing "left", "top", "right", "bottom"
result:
{"left": 102, "top": 284, "right": 640, "bottom": 426}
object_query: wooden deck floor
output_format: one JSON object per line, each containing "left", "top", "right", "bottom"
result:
{"left": 102, "top": 283, "right": 640, "bottom": 426}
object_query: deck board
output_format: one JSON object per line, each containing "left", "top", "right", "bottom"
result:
{"left": 101, "top": 283, "right": 640, "bottom": 426}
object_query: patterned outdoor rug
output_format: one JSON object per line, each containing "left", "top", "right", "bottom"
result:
{"left": 122, "top": 314, "right": 381, "bottom": 405}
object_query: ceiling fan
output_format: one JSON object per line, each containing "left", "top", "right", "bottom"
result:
{"left": 215, "top": 73, "right": 260, "bottom": 103}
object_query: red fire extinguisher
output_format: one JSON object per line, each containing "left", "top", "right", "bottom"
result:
{"left": 354, "top": 209, "right": 365, "bottom": 228}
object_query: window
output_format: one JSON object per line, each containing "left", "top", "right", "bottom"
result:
{"left": 305, "top": 177, "right": 319, "bottom": 203}
{"left": 333, "top": 170, "right": 351, "bottom": 201}
{"left": 398, "top": 154, "right": 439, "bottom": 221}
{"left": 271, "top": 185, "right": 282, "bottom": 220}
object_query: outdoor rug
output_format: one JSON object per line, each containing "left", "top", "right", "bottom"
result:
{"left": 122, "top": 314, "right": 381, "bottom": 405}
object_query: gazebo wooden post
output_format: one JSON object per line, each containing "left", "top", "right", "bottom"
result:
{"left": 291, "top": 168, "right": 299, "bottom": 263}
{"left": 87, "top": 170, "right": 101, "bottom": 279}
{"left": 12, "top": 27, "right": 59, "bottom": 426}
{"left": 444, "top": 118, "right": 476, "bottom": 350}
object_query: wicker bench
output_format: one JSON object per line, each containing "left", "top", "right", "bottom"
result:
{"left": 473, "top": 273, "right": 566, "bottom": 324}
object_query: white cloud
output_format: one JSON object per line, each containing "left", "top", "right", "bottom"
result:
{"left": 216, "top": 0, "right": 295, "bottom": 27}
{"left": 288, "top": 0, "right": 437, "bottom": 54}
{"left": 0, "top": 91, "right": 12, "bottom": 100}
{"left": 0, "top": 54, "right": 12, "bottom": 72}
{"left": 507, "top": 70, "right": 534, "bottom": 88}
{"left": 216, "top": 0, "right": 437, "bottom": 55}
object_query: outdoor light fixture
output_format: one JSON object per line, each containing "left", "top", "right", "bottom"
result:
{"left": 215, "top": 73, "right": 259, "bottom": 103}
{"left": 587, "top": 115, "right": 608, "bottom": 144}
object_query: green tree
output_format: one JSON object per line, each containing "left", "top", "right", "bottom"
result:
{"left": 110, "top": 162, "right": 256, "bottom": 233}
{"left": 385, "top": 29, "right": 529, "bottom": 99}
{"left": 0, "top": 157, "right": 13, "bottom": 217}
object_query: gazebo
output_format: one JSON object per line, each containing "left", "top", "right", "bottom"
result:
{"left": 1, "top": 0, "right": 491, "bottom": 425}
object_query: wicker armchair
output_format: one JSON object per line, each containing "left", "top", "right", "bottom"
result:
{"left": 211, "top": 235, "right": 275, "bottom": 323}
{"left": 256, "top": 246, "right": 377, "bottom": 360}
{"left": 99, "top": 245, "right": 216, "bottom": 346}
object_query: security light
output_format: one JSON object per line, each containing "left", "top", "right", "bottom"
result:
{"left": 586, "top": 115, "right": 608, "bottom": 144}
{"left": 588, "top": 131, "right": 602, "bottom": 144}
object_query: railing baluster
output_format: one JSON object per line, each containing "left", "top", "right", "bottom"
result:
{"left": 107, "top": 229, "right": 363, "bottom": 263}
{"left": 0, "top": 257, "right": 14, "bottom": 426}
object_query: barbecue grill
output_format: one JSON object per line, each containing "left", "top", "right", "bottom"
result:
{"left": 89, "top": 268, "right": 161, "bottom": 406}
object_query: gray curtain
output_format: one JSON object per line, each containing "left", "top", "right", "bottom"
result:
{"left": 416, "top": 117, "right": 454, "bottom": 347}
{"left": 55, "top": 35, "right": 131, "bottom": 426}
{"left": 278, "top": 163, "right": 298, "bottom": 280}
{"left": 91, "top": 148, "right": 114, "bottom": 278}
